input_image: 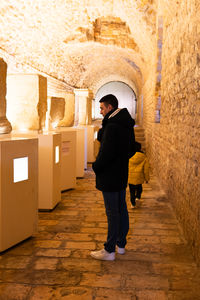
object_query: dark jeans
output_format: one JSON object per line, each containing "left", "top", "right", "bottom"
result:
{"left": 102, "top": 190, "right": 129, "bottom": 253}
{"left": 129, "top": 184, "right": 143, "bottom": 206}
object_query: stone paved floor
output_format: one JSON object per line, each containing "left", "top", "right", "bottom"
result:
{"left": 1, "top": 167, "right": 200, "bottom": 299}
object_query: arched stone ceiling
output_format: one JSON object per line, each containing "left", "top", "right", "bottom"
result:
{"left": 0, "top": 0, "right": 157, "bottom": 93}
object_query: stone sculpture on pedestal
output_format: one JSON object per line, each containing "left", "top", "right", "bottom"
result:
{"left": 0, "top": 58, "right": 12, "bottom": 134}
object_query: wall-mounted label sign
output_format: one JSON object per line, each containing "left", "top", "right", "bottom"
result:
{"left": 62, "top": 141, "right": 70, "bottom": 156}
{"left": 13, "top": 157, "right": 28, "bottom": 183}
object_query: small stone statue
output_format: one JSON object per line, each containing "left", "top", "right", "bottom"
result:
{"left": 0, "top": 58, "right": 12, "bottom": 134}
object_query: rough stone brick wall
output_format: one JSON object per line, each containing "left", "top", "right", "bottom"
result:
{"left": 141, "top": 64, "right": 157, "bottom": 171}
{"left": 144, "top": 1, "right": 200, "bottom": 262}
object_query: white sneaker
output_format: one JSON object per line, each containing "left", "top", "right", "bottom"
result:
{"left": 117, "top": 247, "right": 125, "bottom": 255}
{"left": 131, "top": 204, "right": 136, "bottom": 209}
{"left": 90, "top": 249, "right": 115, "bottom": 261}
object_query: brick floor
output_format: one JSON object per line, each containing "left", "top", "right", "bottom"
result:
{"left": 0, "top": 167, "right": 200, "bottom": 299}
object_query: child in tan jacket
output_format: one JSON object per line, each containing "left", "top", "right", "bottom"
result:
{"left": 128, "top": 142, "right": 149, "bottom": 208}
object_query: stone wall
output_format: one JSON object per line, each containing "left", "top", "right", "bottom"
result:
{"left": 142, "top": 64, "right": 156, "bottom": 173}
{"left": 144, "top": 1, "right": 200, "bottom": 262}
{"left": 0, "top": 0, "right": 150, "bottom": 91}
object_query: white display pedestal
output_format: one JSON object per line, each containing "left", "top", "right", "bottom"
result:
{"left": 0, "top": 136, "right": 38, "bottom": 252}
{"left": 75, "top": 126, "right": 87, "bottom": 176}
{"left": 56, "top": 128, "right": 76, "bottom": 190}
{"left": 38, "top": 133, "right": 61, "bottom": 210}
{"left": 85, "top": 125, "right": 96, "bottom": 163}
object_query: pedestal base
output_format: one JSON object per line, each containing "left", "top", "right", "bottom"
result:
{"left": 0, "top": 136, "right": 38, "bottom": 252}
{"left": 38, "top": 133, "right": 61, "bottom": 210}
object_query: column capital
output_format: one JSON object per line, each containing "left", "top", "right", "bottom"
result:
{"left": 74, "top": 88, "right": 90, "bottom": 97}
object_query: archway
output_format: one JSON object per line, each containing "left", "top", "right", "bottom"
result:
{"left": 93, "top": 81, "right": 136, "bottom": 119}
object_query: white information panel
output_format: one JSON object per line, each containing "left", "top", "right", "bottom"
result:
{"left": 13, "top": 157, "right": 28, "bottom": 183}
{"left": 55, "top": 146, "right": 59, "bottom": 164}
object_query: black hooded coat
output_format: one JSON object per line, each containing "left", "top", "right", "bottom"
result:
{"left": 92, "top": 108, "right": 135, "bottom": 192}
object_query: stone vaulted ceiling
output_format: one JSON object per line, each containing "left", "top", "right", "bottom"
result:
{"left": 0, "top": 0, "right": 157, "bottom": 94}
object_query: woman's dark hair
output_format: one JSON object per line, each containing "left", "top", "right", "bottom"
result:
{"left": 99, "top": 94, "right": 118, "bottom": 110}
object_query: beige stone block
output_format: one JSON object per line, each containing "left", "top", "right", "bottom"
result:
{"left": 29, "top": 286, "right": 93, "bottom": 300}
{"left": 160, "top": 236, "right": 183, "bottom": 245}
{"left": 0, "top": 284, "right": 31, "bottom": 300}
{"left": 80, "top": 273, "right": 121, "bottom": 288}
{"left": 7, "top": 74, "right": 47, "bottom": 131}
{"left": 133, "top": 228, "right": 154, "bottom": 235}
{"left": 71, "top": 249, "right": 92, "bottom": 259}
{"left": 0, "top": 256, "right": 31, "bottom": 269}
{"left": 54, "top": 210, "right": 78, "bottom": 216}
{"left": 128, "top": 236, "right": 161, "bottom": 244}
{"left": 136, "top": 290, "right": 167, "bottom": 300}
{"left": 80, "top": 227, "right": 106, "bottom": 233}
{"left": 38, "top": 220, "right": 59, "bottom": 226}
{"left": 60, "top": 258, "right": 102, "bottom": 272}
{"left": 34, "top": 240, "right": 61, "bottom": 248}
{"left": 65, "top": 241, "right": 96, "bottom": 249}
{"left": 33, "top": 257, "right": 58, "bottom": 270}
{"left": 85, "top": 215, "right": 107, "bottom": 222}
{"left": 35, "top": 249, "right": 71, "bottom": 257}
{"left": 96, "top": 289, "right": 133, "bottom": 300}
{"left": 93, "top": 234, "right": 107, "bottom": 241}
{"left": 58, "top": 92, "right": 75, "bottom": 127}
{"left": 104, "top": 260, "right": 152, "bottom": 275}
{"left": 126, "top": 275, "right": 169, "bottom": 289}
{"left": 171, "top": 277, "right": 200, "bottom": 291}
{"left": 54, "top": 232, "right": 92, "bottom": 241}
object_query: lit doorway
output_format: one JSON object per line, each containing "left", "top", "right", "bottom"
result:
{"left": 93, "top": 81, "right": 136, "bottom": 119}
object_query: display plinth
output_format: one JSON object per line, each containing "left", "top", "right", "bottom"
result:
{"left": 0, "top": 137, "right": 38, "bottom": 252}
{"left": 75, "top": 126, "right": 87, "bottom": 177}
{"left": 94, "top": 126, "right": 100, "bottom": 158}
{"left": 38, "top": 133, "right": 61, "bottom": 210}
{"left": 56, "top": 128, "right": 76, "bottom": 190}
{"left": 84, "top": 125, "right": 96, "bottom": 163}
